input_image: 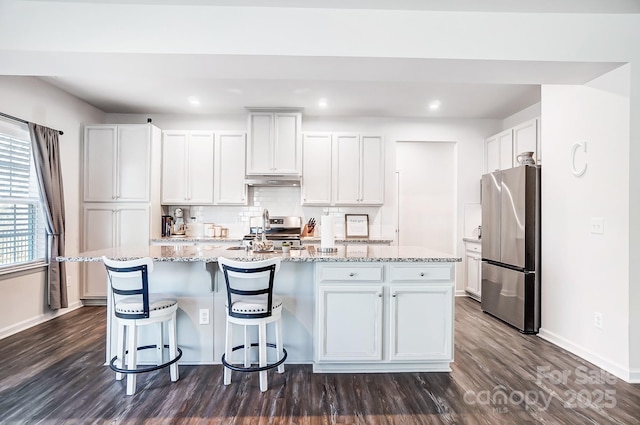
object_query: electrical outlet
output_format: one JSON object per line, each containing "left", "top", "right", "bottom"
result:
{"left": 66, "top": 275, "right": 72, "bottom": 287}
{"left": 590, "top": 218, "right": 604, "bottom": 234}
{"left": 199, "top": 308, "right": 210, "bottom": 325}
{"left": 594, "top": 312, "right": 603, "bottom": 329}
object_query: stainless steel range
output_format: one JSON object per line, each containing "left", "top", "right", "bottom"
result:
{"left": 243, "top": 215, "right": 302, "bottom": 248}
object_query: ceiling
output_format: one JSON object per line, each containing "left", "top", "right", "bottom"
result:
{"left": 38, "top": 55, "right": 622, "bottom": 118}
{"left": 13, "top": 1, "right": 631, "bottom": 118}
{"left": 37, "top": 0, "right": 640, "bottom": 13}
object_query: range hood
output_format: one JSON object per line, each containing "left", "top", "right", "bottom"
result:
{"left": 244, "top": 175, "right": 301, "bottom": 187}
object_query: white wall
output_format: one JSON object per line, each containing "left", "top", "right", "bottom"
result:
{"left": 539, "top": 65, "right": 630, "bottom": 378}
{"left": 0, "top": 76, "right": 106, "bottom": 339}
{"left": 503, "top": 103, "right": 541, "bottom": 130}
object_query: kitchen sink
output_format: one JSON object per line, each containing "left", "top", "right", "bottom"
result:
{"left": 225, "top": 246, "right": 306, "bottom": 251}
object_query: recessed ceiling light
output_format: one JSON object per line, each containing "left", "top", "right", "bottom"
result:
{"left": 429, "top": 100, "right": 441, "bottom": 110}
{"left": 188, "top": 96, "right": 200, "bottom": 106}
{"left": 318, "top": 98, "right": 328, "bottom": 108}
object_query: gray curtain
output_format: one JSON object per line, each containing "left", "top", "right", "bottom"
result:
{"left": 29, "top": 123, "right": 67, "bottom": 309}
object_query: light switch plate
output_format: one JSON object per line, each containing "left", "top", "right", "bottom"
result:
{"left": 199, "top": 308, "right": 210, "bottom": 325}
{"left": 590, "top": 218, "right": 604, "bottom": 234}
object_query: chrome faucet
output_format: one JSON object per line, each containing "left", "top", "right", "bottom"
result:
{"left": 261, "top": 209, "right": 270, "bottom": 242}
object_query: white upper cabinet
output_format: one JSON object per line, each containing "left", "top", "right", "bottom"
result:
{"left": 161, "top": 130, "right": 214, "bottom": 204}
{"left": 334, "top": 134, "right": 360, "bottom": 204}
{"left": 214, "top": 132, "right": 247, "bottom": 205}
{"left": 485, "top": 129, "right": 513, "bottom": 173}
{"left": 246, "top": 111, "right": 302, "bottom": 175}
{"left": 485, "top": 117, "right": 541, "bottom": 173}
{"left": 360, "top": 136, "right": 385, "bottom": 205}
{"left": 334, "top": 134, "right": 384, "bottom": 205}
{"left": 83, "top": 125, "right": 151, "bottom": 202}
{"left": 513, "top": 118, "right": 540, "bottom": 165}
{"left": 301, "top": 133, "right": 333, "bottom": 205}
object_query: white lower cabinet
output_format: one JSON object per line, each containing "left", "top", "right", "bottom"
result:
{"left": 81, "top": 204, "right": 150, "bottom": 299}
{"left": 464, "top": 239, "right": 482, "bottom": 301}
{"left": 315, "top": 263, "right": 454, "bottom": 372}
{"left": 388, "top": 285, "right": 453, "bottom": 361}
{"left": 317, "top": 284, "right": 383, "bottom": 361}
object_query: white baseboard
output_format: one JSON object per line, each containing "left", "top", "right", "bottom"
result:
{"left": 0, "top": 301, "right": 83, "bottom": 341}
{"left": 538, "top": 327, "right": 633, "bottom": 383}
{"left": 627, "top": 369, "right": 640, "bottom": 383}
{"left": 455, "top": 289, "right": 468, "bottom": 297}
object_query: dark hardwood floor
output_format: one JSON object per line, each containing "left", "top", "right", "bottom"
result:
{"left": 1, "top": 298, "right": 639, "bottom": 424}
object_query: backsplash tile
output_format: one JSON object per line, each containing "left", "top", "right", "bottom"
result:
{"left": 163, "top": 186, "right": 384, "bottom": 238}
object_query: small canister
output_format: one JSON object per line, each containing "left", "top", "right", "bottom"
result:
{"left": 220, "top": 228, "right": 229, "bottom": 238}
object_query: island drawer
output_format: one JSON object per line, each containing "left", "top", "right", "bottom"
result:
{"left": 317, "top": 265, "right": 384, "bottom": 282}
{"left": 389, "top": 265, "right": 453, "bottom": 282}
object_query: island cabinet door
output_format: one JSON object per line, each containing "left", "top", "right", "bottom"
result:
{"left": 316, "top": 285, "right": 383, "bottom": 362}
{"left": 388, "top": 285, "right": 454, "bottom": 362}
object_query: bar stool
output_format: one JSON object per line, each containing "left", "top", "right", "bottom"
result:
{"left": 218, "top": 257, "right": 287, "bottom": 392}
{"left": 103, "top": 256, "right": 182, "bottom": 396}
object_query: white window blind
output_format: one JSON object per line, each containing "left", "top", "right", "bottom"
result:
{"left": 0, "top": 117, "right": 46, "bottom": 269}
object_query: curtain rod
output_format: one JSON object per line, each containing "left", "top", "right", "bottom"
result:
{"left": 0, "top": 111, "right": 64, "bottom": 136}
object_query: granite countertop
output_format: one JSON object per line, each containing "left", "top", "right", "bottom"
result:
{"left": 151, "top": 236, "right": 243, "bottom": 243}
{"left": 300, "top": 237, "right": 394, "bottom": 245}
{"left": 58, "top": 245, "right": 461, "bottom": 263}
{"left": 151, "top": 237, "right": 394, "bottom": 245}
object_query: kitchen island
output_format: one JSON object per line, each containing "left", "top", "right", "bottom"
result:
{"left": 59, "top": 245, "right": 461, "bottom": 373}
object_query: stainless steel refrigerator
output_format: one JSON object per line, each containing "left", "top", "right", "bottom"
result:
{"left": 481, "top": 165, "right": 540, "bottom": 333}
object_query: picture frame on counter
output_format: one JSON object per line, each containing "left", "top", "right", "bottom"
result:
{"left": 345, "top": 214, "right": 369, "bottom": 238}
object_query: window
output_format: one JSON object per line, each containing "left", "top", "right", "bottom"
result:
{"left": 0, "top": 117, "right": 46, "bottom": 270}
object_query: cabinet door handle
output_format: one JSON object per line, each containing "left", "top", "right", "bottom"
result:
{"left": 349, "top": 272, "right": 356, "bottom": 277}
{"left": 392, "top": 293, "right": 397, "bottom": 298}
{"left": 420, "top": 272, "right": 425, "bottom": 277}
{"left": 378, "top": 293, "right": 382, "bottom": 298}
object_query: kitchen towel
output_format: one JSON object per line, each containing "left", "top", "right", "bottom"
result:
{"left": 321, "top": 215, "right": 335, "bottom": 249}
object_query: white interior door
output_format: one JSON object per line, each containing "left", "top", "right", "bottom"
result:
{"left": 396, "top": 141, "right": 455, "bottom": 252}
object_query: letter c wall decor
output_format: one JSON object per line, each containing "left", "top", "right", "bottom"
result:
{"left": 571, "top": 141, "right": 587, "bottom": 177}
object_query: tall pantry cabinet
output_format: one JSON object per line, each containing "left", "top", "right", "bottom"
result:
{"left": 81, "top": 124, "right": 161, "bottom": 301}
